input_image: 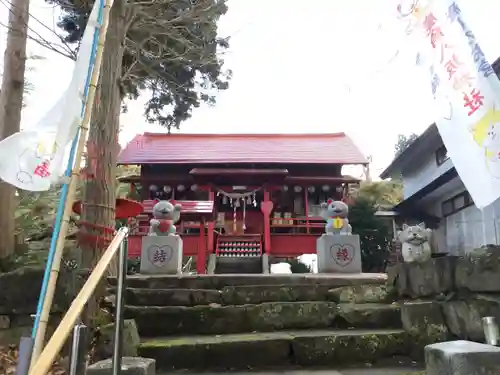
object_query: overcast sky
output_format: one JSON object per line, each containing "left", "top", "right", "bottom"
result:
{"left": 1, "top": 0, "right": 500, "bottom": 177}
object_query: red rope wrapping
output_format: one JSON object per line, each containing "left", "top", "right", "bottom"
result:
{"left": 77, "top": 220, "right": 115, "bottom": 249}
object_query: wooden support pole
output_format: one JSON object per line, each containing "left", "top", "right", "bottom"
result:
{"left": 29, "top": 0, "right": 112, "bottom": 367}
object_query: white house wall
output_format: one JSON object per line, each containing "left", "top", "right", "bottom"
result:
{"left": 421, "top": 178, "right": 500, "bottom": 256}
{"left": 401, "top": 154, "right": 453, "bottom": 199}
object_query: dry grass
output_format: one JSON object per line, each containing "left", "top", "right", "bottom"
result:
{"left": 0, "top": 345, "right": 67, "bottom": 375}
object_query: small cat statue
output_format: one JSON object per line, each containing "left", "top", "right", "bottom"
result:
{"left": 397, "top": 222, "right": 432, "bottom": 263}
{"left": 149, "top": 200, "right": 182, "bottom": 236}
{"left": 319, "top": 199, "right": 352, "bottom": 236}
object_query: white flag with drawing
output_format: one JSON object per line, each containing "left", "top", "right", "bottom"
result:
{"left": 397, "top": 0, "right": 500, "bottom": 208}
{"left": 0, "top": 0, "right": 102, "bottom": 191}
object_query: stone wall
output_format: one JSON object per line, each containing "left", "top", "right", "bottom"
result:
{"left": 0, "top": 267, "right": 69, "bottom": 344}
{"left": 388, "top": 245, "right": 500, "bottom": 347}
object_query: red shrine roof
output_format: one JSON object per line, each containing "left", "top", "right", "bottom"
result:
{"left": 118, "top": 133, "right": 367, "bottom": 165}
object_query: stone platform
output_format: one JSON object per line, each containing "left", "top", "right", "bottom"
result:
{"left": 109, "top": 273, "right": 387, "bottom": 289}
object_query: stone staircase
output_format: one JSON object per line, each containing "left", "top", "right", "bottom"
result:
{"left": 112, "top": 274, "right": 415, "bottom": 371}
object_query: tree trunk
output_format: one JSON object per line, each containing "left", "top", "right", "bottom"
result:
{"left": 0, "top": 0, "right": 29, "bottom": 263}
{"left": 80, "top": 0, "right": 132, "bottom": 325}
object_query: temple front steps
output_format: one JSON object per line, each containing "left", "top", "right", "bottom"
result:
{"left": 212, "top": 256, "right": 263, "bottom": 274}
{"left": 109, "top": 274, "right": 421, "bottom": 371}
{"left": 140, "top": 329, "right": 409, "bottom": 370}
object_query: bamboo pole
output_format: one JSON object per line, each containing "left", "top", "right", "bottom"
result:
{"left": 29, "top": 228, "right": 128, "bottom": 375}
{"left": 29, "top": 0, "right": 113, "bottom": 367}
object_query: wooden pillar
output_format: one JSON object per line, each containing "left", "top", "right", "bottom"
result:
{"left": 197, "top": 218, "right": 206, "bottom": 274}
{"left": 262, "top": 190, "right": 271, "bottom": 254}
{"left": 207, "top": 189, "right": 215, "bottom": 253}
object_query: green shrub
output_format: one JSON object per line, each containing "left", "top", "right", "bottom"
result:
{"left": 349, "top": 197, "right": 391, "bottom": 273}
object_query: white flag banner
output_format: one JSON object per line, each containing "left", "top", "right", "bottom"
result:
{"left": 0, "top": 0, "right": 102, "bottom": 191}
{"left": 397, "top": 0, "right": 500, "bottom": 208}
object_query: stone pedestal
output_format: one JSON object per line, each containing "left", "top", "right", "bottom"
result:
{"left": 140, "top": 236, "right": 182, "bottom": 275}
{"left": 316, "top": 234, "right": 362, "bottom": 273}
{"left": 87, "top": 357, "right": 156, "bottom": 375}
{"left": 425, "top": 340, "right": 500, "bottom": 375}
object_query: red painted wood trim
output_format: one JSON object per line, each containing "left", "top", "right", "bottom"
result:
{"left": 285, "top": 176, "right": 360, "bottom": 184}
{"left": 189, "top": 168, "right": 289, "bottom": 176}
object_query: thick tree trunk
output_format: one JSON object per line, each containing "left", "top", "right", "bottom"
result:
{"left": 0, "top": 0, "right": 29, "bottom": 263}
{"left": 80, "top": 0, "right": 132, "bottom": 325}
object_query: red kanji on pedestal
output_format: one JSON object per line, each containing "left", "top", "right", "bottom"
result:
{"left": 336, "top": 247, "right": 350, "bottom": 263}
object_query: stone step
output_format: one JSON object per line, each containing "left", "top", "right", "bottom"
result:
{"left": 214, "top": 256, "right": 263, "bottom": 274}
{"left": 329, "top": 284, "right": 397, "bottom": 304}
{"left": 123, "top": 284, "right": 337, "bottom": 306}
{"left": 335, "top": 303, "right": 402, "bottom": 329}
{"left": 124, "top": 288, "right": 223, "bottom": 306}
{"left": 124, "top": 302, "right": 401, "bottom": 336}
{"left": 139, "top": 329, "right": 410, "bottom": 370}
{"left": 116, "top": 283, "right": 396, "bottom": 307}
{"left": 111, "top": 273, "right": 387, "bottom": 290}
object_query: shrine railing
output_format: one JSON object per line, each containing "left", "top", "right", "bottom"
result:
{"left": 270, "top": 216, "right": 324, "bottom": 234}
{"left": 26, "top": 227, "right": 129, "bottom": 375}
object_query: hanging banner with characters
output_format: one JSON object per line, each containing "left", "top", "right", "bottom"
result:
{"left": 397, "top": 0, "right": 500, "bottom": 208}
{"left": 0, "top": 0, "right": 102, "bottom": 191}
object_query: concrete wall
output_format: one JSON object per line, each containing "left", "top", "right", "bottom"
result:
{"left": 420, "top": 178, "right": 500, "bottom": 256}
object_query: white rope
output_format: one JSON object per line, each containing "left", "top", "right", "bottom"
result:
{"left": 216, "top": 185, "right": 263, "bottom": 200}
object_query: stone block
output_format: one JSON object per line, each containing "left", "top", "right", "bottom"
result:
{"left": 126, "top": 288, "right": 222, "bottom": 306}
{"left": 334, "top": 303, "right": 402, "bottom": 329}
{"left": 94, "top": 320, "right": 141, "bottom": 361}
{"left": 261, "top": 253, "right": 270, "bottom": 274}
{"left": 401, "top": 301, "right": 449, "bottom": 358}
{"left": 87, "top": 357, "right": 155, "bottom": 375}
{"left": 456, "top": 245, "right": 500, "bottom": 292}
{"left": 0, "top": 267, "right": 66, "bottom": 314}
{"left": 291, "top": 330, "right": 410, "bottom": 366}
{"left": 328, "top": 284, "right": 396, "bottom": 304}
{"left": 425, "top": 340, "right": 500, "bottom": 375}
{"left": 0, "top": 315, "right": 10, "bottom": 329}
{"left": 125, "top": 302, "right": 337, "bottom": 336}
{"left": 394, "top": 257, "right": 456, "bottom": 298}
{"left": 441, "top": 295, "right": 500, "bottom": 341}
{"left": 316, "top": 234, "right": 362, "bottom": 273}
{"left": 221, "top": 284, "right": 330, "bottom": 305}
{"left": 207, "top": 254, "right": 217, "bottom": 275}
{"left": 140, "top": 236, "right": 182, "bottom": 275}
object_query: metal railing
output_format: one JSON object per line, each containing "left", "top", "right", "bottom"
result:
{"left": 22, "top": 226, "right": 129, "bottom": 375}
